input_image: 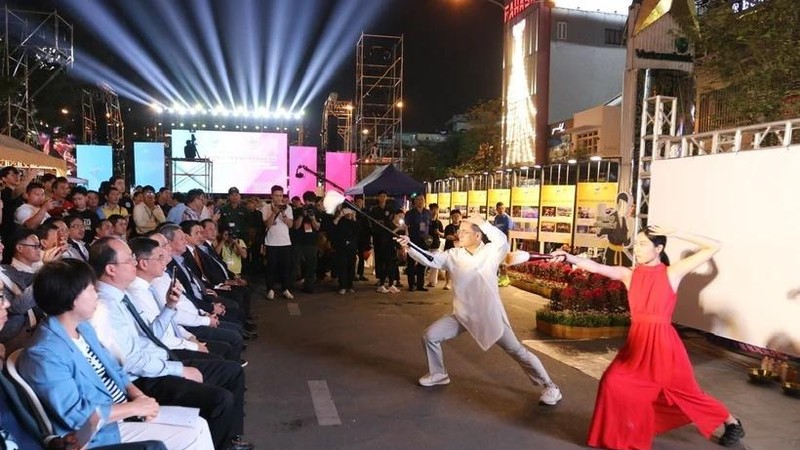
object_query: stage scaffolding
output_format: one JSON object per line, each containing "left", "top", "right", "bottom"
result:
{"left": 81, "top": 89, "right": 97, "bottom": 144}
{"left": 103, "top": 85, "right": 126, "bottom": 176}
{"left": 1, "top": 7, "right": 73, "bottom": 145}
{"left": 321, "top": 92, "right": 353, "bottom": 153}
{"left": 355, "top": 33, "right": 403, "bottom": 177}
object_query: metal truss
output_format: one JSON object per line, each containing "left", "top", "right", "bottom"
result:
{"left": 102, "top": 84, "right": 125, "bottom": 176}
{"left": 355, "top": 33, "right": 403, "bottom": 169}
{"left": 1, "top": 7, "right": 73, "bottom": 145}
{"left": 81, "top": 89, "right": 97, "bottom": 144}
{"left": 660, "top": 118, "right": 800, "bottom": 157}
{"left": 321, "top": 92, "right": 353, "bottom": 153}
{"left": 635, "top": 95, "right": 677, "bottom": 237}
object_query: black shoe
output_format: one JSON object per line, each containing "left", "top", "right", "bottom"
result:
{"left": 718, "top": 419, "right": 745, "bottom": 447}
{"left": 416, "top": 287, "right": 429, "bottom": 292}
{"left": 228, "top": 436, "right": 254, "bottom": 450}
{"left": 407, "top": 288, "right": 416, "bottom": 292}
{"left": 242, "top": 343, "right": 248, "bottom": 351}
{"left": 243, "top": 330, "right": 258, "bottom": 340}
{"left": 358, "top": 276, "right": 368, "bottom": 281}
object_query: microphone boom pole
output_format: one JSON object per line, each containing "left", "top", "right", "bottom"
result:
{"left": 295, "top": 165, "right": 435, "bottom": 262}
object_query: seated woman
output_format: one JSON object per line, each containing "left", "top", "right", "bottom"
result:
{"left": 16, "top": 259, "right": 213, "bottom": 449}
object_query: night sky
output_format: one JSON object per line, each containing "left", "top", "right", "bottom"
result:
{"left": 18, "top": 0, "right": 504, "bottom": 136}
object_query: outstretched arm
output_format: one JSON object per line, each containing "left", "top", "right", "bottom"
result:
{"left": 551, "top": 250, "right": 632, "bottom": 286}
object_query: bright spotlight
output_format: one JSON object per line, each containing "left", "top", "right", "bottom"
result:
{"left": 292, "top": 112, "right": 302, "bottom": 120}
{"left": 362, "top": 128, "right": 369, "bottom": 135}
{"left": 60, "top": 108, "right": 69, "bottom": 115}
{"left": 396, "top": 100, "right": 404, "bottom": 108}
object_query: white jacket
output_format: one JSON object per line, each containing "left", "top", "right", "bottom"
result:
{"left": 408, "top": 222, "right": 510, "bottom": 350}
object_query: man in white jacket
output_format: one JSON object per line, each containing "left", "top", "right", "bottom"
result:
{"left": 397, "top": 213, "right": 563, "bottom": 405}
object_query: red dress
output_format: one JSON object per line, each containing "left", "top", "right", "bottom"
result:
{"left": 587, "top": 263, "right": 729, "bottom": 450}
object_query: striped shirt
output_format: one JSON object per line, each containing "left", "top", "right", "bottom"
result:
{"left": 72, "top": 335, "right": 127, "bottom": 404}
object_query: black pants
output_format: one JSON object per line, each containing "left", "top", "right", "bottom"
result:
{"left": 374, "top": 241, "right": 393, "bottom": 284}
{"left": 356, "top": 247, "right": 369, "bottom": 278}
{"left": 265, "top": 245, "right": 292, "bottom": 291}
{"left": 134, "top": 358, "right": 245, "bottom": 449}
{"left": 296, "top": 245, "right": 318, "bottom": 292}
{"left": 184, "top": 325, "right": 243, "bottom": 360}
{"left": 335, "top": 248, "right": 357, "bottom": 290}
{"left": 406, "top": 257, "right": 426, "bottom": 289}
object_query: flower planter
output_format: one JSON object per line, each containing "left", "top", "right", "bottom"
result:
{"left": 536, "top": 318, "right": 629, "bottom": 340}
{"left": 510, "top": 278, "right": 554, "bottom": 298}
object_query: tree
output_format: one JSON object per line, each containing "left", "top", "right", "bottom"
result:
{"left": 688, "top": 0, "right": 800, "bottom": 123}
{"left": 450, "top": 98, "right": 502, "bottom": 175}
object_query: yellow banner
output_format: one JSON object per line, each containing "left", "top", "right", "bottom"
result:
{"left": 438, "top": 192, "right": 451, "bottom": 216}
{"left": 538, "top": 185, "right": 576, "bottom": 247}
{"left": 574, "top": 182, "right": 619, "bottom": 249}
{"left": 487, "top": 189, "right": 511, "bottom": 222}
{"left": 509, "top": 186, "right": 540, "bottom": 242}
{"left": 451, "top": 191, "right": 467, "bottom": 212}
{"left": 427, "top": 193, "right": 438, "bottom": 207}
{"left": 467, "top": 190, "right": 488, "bottom": 217}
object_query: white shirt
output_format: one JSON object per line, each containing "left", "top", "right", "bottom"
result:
{"left": 151, "top": 271, "right": 212, "bottom": 328}
{"left": 14, "top": 203, "right": 49, "bottom": 226}
{"left": 260, "top": 204, "right": 293, "bottom": 246}
{"left": 132, "top": 203, "right": 166, "bottom": 234}
{"left": 126, "top": 276, "right": 198, "bottom": 351}
{"left": 407, "top": 222, "right": 511, "bottom": 351}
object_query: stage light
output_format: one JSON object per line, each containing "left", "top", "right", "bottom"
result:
{"left": 396, "top": 101, "right": 404, "bottom": 108}
{"left": 201, "top": 124, "right": 206, "bottom": 128}
{"left": 214, "top": 124, "right": 219, "bottom": 128}
{"left": 293, "top": 112, "right": 302, "bottom": 120}
{"left": 235, "top": 125, "right": 240, "bottom": 129}
{"left": 362, "top": 128, "right": 369, "bottom": 135}
{"left": 179, "top": 122, "right": 184, "bottom": 127}
{"left": 60, "top": 108, "right": 69, "bottom": 115}
{"left": 243, "top": 125, "right": 248, "bottom": 129}
{"left": 221, "top": 125, "right": 226, "bottom": 129}
{"left": 255, "top": 126, "right": 260, "bottom": 130}
{"left": 345, "top": 104, "right": 353, "bottom": 111}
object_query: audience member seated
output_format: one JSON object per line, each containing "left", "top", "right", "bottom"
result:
{"left": 14, "top": 182, "right": 54, "bottom": 230}
{"left": 98, "top": 188, "right": 128, "bottom": 220}
{"left": 87, "top": 237, "right": 252, "bottom": 450}
{"left": 0, "top": 230, "right": 44, "bottom": 353}
{"left": 93, "top": 219, "right": 113, "bottom": 244}
{"left": 63, "top": 215, "right": 90, "bottom": 261}
{"left": 36, "top": 222, "right": 68, "bottom": 262}
{"left": 132, "top": 187, "right": 166, "bottom": 235}
{"left": 68, "top": 186, "right": 100, "bottom": 243}
{"left": 108, "top": 215, "right": 129, "bottom": 242}
{"left": 17, "top": 259, "right": 213, "bottom": 449}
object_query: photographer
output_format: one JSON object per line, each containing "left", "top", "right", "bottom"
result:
{"left": 261, "top": 185, "right": 294, "bottom": 300}
{"left": 330, "top": 205, "right": 358, "bottom": 295}
{"left": 214, "top": 225, "right": 248, "bottom": 277}
{"left": 292, "top": 191, "right": 320, "bottom": 293}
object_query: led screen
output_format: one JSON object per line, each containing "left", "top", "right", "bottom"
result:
{"left": 171, "top": 129, "right": 288, "bottom": 194}
{"left": 134, "top": 142, "right": 166, "bottom": 189}
{"left": 325, "top": 152, "right": 356, "bottom": 192}
{"left": 76, "top": 144, "right": 113, "bottom": 191}
{"left": 289, "top": 146, "right": 318, "bottom": 197}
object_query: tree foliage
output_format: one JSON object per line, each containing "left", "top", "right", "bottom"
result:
{"left": 450, "top": 98, "right": 502, "bottom": 175}
{"left": 689, "top": 0, "right": 800, "bottom": 122}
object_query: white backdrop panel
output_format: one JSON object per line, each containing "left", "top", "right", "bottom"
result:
{"left": 650, "top": 149, "right": 800, "bottom": 355}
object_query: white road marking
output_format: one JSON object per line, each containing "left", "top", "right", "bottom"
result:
{"left": 308, "top": 380, "right": 342, "bottom": 426}
{"left": 287, "top": 302, "right": 301, "bottom": 316}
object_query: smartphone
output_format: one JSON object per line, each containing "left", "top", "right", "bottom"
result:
{"left": 168, "top": 266, "right": 177, "bottom": 292}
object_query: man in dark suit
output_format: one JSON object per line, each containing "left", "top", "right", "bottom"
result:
{"left": 198, "top": 220, "right": 252, "bottom": 318}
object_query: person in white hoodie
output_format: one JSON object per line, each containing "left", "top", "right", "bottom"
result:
{"left": 397, "top": 213, "right": 563, "bottom": 405}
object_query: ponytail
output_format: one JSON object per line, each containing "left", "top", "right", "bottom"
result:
{"left": 645, "top": 226, "right": 670, "bottom": 266}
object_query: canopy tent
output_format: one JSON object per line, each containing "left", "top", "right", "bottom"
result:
{"left": 0, "top": 134, "right": 67, "bottom": 175}
{"left": 344, "top": 164, "right": 425, "bottom": 197}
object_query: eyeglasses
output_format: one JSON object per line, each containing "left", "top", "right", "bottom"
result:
{"left": 18, "top": 242, "right": 44, "bottom": 250}
{"left": 111, "top": 255, "right": 138, "bottom": 265}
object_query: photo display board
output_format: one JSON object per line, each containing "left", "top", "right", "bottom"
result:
{"left": 538, "top": 185, "right": 576, "bottom": 247}
{"left": 574, "top": 182, "right": 619, "bottom": 248}
{"left": 467, "top": 190, "right": 488, "bottom": 218}
{"left": 509, "top": 185, "right": 540, "bottom": 241}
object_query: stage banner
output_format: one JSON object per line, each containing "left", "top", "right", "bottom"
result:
{"left": 451, "top": 191, "right": 467, "bottom": 213}
{"left": 325, "top": 152, "right": 356, "bottom": 193}
{"left": 509, "top": 185, "right": 540, "bottom": 241}
{"left": 133, "top": 142, "right": 165, "bottom": 189}
{"left": 467, "top": 190, "right": 488, "bottom": 218}
{"left": 574, "top": 182, "right": 619, "bottom": 248}
{"left": 289, "top": 146, "right": 317, "bottom": 197}
{"left": 487, "top": 188, "right": 511, "bottom": 223}
{"left": 538, "top": 185, "right": 576, "bottom": 248}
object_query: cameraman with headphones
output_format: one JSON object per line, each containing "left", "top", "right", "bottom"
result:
{"left": 292, "top": 191, "right": 321, "bottom": 293}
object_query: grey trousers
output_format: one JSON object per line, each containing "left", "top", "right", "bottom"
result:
{"left": 423, "top": 314, "right": 553, "bottom": 386}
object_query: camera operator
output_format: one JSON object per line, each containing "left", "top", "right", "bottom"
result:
{"left": 292, "top": 191, "right": 320, "bottom": 293}
{"left": 184, "top": 134, "right": 198, "bottom": 160}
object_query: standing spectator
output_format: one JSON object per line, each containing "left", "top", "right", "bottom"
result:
{"left": 86, "top": 189, "right": 101, "bottom": 212}
{"left": 68, "top": 186, "right": 100, "bottom": 243}
{"left": 0, "top": 167, "right": 35, "bottom": 241}
{"left": 425, "top": 203, "right": 444, "bottom": 288}
{"left": 291, "top": 191, "right": 320, "bottom": 293}
{"left": 14, "top": 182, "right": 54, "bottom": 229}
{"left": 133, "top": 186, "right": 166, "bottom": 235}
{"left": 215, "top": 225, "right": 248, "bottom": 277}
{"left": 353, "top": 195, "right": 371, "bottom": 281}
{"left": 157, "top": 187, "right": 173, "bottom": 216}
{"left": 40, "top": 173, "right": 57, "bottom": 198}
{"left": 98, "top": 187, "right": 128, "bottom": 220}
{"left": 219, "top": 187, "right": 249, "bottom": 241}
{"left": 182, "top": 189, "right": 205, "bottom": 222}
{"left": 369, "top": 190, "right": 394, "bottom": 287}
{"left": 330, "top": 206, "right": 358, "bottom": 295}
{"left": 442, "top": 209, "right": 462, "bottom": 290}
{"left": 243, "top": 197, "right": 265, "bottom": 274}
{"left": 493, "top": 202, "right": 513, "bottom": 239}
{"left": 110, "top": 175, "right": 134, "bottom": 214}
{"left": 165, "top": 192, "right": 187, "bottom": 224}
{"left": 404, "top": 194, "right": 431, "bottom": 292}
{"left": 48, "top": 177, "right": 72, "bottom": 218}
{"left": 261, "top": 185, "right": 293, "bottom": 300}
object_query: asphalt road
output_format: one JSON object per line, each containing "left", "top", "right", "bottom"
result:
{"left": 240, "top": 276, "right": 780, "bottom": 450}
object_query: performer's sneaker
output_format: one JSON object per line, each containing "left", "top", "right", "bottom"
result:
{"left": 266, "top": 289, "right": 275, "bottom": 300}
{"left": 388, "top": 285, "right": 401, "bottom": 294}
{"left": 718, "top": 419, "right": 745, "bottom": 447}
{"left": 282, "top": 289, "right": 294, "bottom": 299}
{"left": 419, "top": 373, "right": 450, "bottom": 387}
{"left": 377, "top": 285, "right": 390, "bottom": 293}
{"left": 539, "top": 385, "right": 563, "bottom": 405}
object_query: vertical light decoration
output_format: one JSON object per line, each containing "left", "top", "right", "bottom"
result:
{"left": 503, "top": 19, "right": 537, "bottom": 166}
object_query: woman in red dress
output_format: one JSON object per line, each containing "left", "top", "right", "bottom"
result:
{"left": 552, "top": 225, "right": 744, "bottom": 449}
